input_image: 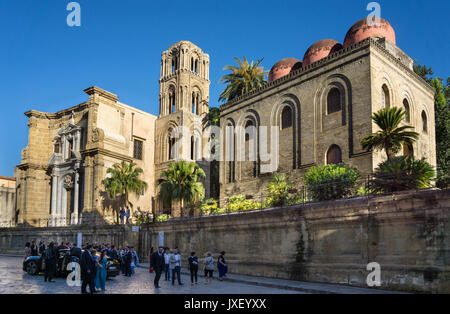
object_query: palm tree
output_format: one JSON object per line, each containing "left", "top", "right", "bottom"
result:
{"left": 157, "top": 161, "right": 206, "bottom": 217}
{"left": 102, "top": 161, "right": 147, "bottom": 222}
{"left": 219, "top": 57, "right": 269, "bottom": 102}
{"left": 362, "top": 107, "right": 419, "bottom": 160}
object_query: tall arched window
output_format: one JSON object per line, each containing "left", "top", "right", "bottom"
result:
{"left": 327, "top": 88, "right": 341, "bottom": 114}
{"left": 422, "top": 111, "right": 428, "bottom": 133}
{"left": 191, "top": 136, "right": 195, "bottom": 160}
{"left": 191, "top": 57, "right": 194, "bottom": 71}
{"left": 245, "top": 120, "right": 254, "bottom": 142}
{"left": 226, "top": 122, "right": 235, "bottom": 183}
{"left": 327, "top": 145, "right": 342, "bottom": 165}
{"left": 168, "top": 136, "right": 175, "bottom": 160}
{"left": 403, "top": 99, "right": 411, "bottom": 123}
{"left": 382, "top": 85, "right": 390, "bottom": 108}
{"left": 281, "top": 106, "right": 293, "bottom": 129}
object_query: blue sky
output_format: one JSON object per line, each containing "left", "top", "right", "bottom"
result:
{"left": 0, "top": 0, "right": 449, "bottom": 177}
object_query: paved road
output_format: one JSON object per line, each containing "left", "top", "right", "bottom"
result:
{"left": 0, "top": 256, "right": 302, "bottom": 294}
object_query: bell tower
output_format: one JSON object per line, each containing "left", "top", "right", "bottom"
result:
{"left": 154, "top": 41, "right": 211, "bottom": 217}
{"left": 159, "top": 41, "right": 210, "bottom": 117}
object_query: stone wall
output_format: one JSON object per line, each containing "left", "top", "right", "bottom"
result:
{"left": 0, "top": 177, "right": 16, "bottom": 227}
{"left": 1, "top": 189, "right": 448, "bottom": 293}
{"left": 142, "top": 189, "right": 449, "bottom": 293}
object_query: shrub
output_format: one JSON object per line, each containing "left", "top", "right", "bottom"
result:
{"left": 372, "top": 157, "right": 435, "bottom": 193}
{"left": 134, "top": 207, "right": 153, "bottom": 225}
{"left": 225, "top": 194, "right": 261, "bottom": 212}
{"left": 265, "top": 174, "right": 305, "bottom": 207}
{"left": 303, "top": 164, "right": 360, "bottom": 202}
{"left": 200, "top": 199, "right": 220, "bottom": 216}
{"left": 155, "top": 214, "right": 171, "bottom": 222}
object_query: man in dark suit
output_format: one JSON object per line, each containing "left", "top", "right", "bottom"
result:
{"left": 150, "top": 246, "right": 165, "bottom": 288}
{"left": 80, "top": 245, "right": 96, "bottom": 294}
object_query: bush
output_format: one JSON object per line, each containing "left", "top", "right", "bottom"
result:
{"left": 265, "top": 174, "right": 305, "bottom": 207}
{"left": 303, "top": 164, "right": 360, "bottom": 202}
{"left": 200, "top": 199, "right": 222, "bottom": 216}
{"left": 225, "top": 194, "right": 261, "bottom": 212}
{"left": 155, "top": 214, "right": 171, "bottom": 222}
{"left": 372, "top": 157, "right": 435, "bottom": 193}
{"left": 134, "top": 207, "right": 153, "bottom": 225}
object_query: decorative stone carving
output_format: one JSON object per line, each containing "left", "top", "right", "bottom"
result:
{"left": 64, "top": 174, "right": 74, "bottom": 190}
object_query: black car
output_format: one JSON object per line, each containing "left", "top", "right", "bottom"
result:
{"left": 23, "top": 249, "right": 120, "bottom": 278}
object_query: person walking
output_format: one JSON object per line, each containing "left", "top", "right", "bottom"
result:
{"left": 188, "top": 252, "right": 199, "bottom": 285}
{"left": 204, "top": 252, "right": 214, "bottom": 285}
{"left": 130, "top": 247, "right": 139, "bottom": 275}
{"left": 164, "top": 248, "right": 171, "bottom": 281}
{"left": 24, "top": 242, "right": 31, "bottom": 260}
{"left": 38, "top": 240, "right": 46, "bottom": 255}
{"left": 80, "top": 245, "right": 96, "bottom": 294}
{"left": 150, "top": 246, "right": 165, "bottom": 288}
{"left": 125, "top": 247, "right": 132, "bottom": 277}
{"left": 170, "top": 248, "right": 183, "bottom": 286}
{"left": 217, "top": 251, "right": 228, "bottom": 281}
{"left": 95, "top": 250, "right": 108, "bottom": 292}
{"left": 43, "top": 242, "right": 57, "bottom": 283}
{"left": 119, "top": 208, "right": 125, "bottom": 225}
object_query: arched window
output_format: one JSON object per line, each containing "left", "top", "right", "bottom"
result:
{"left": 245, "top": 120, "right": 254, "bottom": 142}
{"left": 422, "top": 111, "right": 428, "bottom": 133}
{"left": 191, "top": 58, "right": 194, "bottom": 71}
{"left": 191, "top": 136, "right": 195, "bottom": 160}
{"left": 327, "top": 88, "right": 341, "bottom": 114}
{"left": 327, "top": 145, "right": 342, "bottom": 165}
{"left": 168, "top": 87, "right": 176, "bottom": 114}
{"left": 403, "top": 99, "right": 411, "bottom": 123}
{"left": 382, "top": 85, "right": 390, "bottom": 108}
{"left": 281, "top": 106, "right": 293, "bottom": 129}
{"left": 168, "top": 136, "right": 175, "bottom": 160}
{"left": 192, "top": 93, "right": 196, "bottom": 114}
{"left": 226, "top": 122, "right": 235, "bottom": 183}
{"left": 195, "top": 60, "right": 198, "bottom": 73}
{"left": 403, "top": 143, "right": 414, "bottom": 158}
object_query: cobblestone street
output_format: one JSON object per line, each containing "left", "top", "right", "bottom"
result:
{"left": 0, "top": 256, "right": 302, "bottom": 294}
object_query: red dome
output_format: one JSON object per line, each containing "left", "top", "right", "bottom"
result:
{"left": 344, "top": 17, "right": 396, "bottom": 48}
{"left": 268, "top": 58, "right": 302, "bottom": 83}
{"left": 302, "top": 39, "right": 343, "bottom": 67}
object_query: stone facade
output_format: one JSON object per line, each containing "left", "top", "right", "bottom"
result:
{"left": 0, "top": 177, "right": 16, "bottom": 227}
{"left": 14, "top": 41, "right": 211, "bottom": 226}
{"left": 219, "top": 37, "right": 436, "bottom": 204}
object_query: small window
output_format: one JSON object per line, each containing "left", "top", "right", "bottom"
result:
{"left": 54, "top": 143, "right": 60, "bottom": 154}
{"left": 422, "top": 111, "right": 428, "bottom": 133}
{"left": 281, "top": 106, "right": 293, "bottom": 129}
{"left": 327, "top": 145, "right": 342, "bottom": 165}
{"left": 133, "top": 139, "right": 143, "bottom": 160}
{"left": 382, "top": 85, "right": 390, "bottom": 108}
{"left": 403, "top": 99, "right": 410, "bottom": 123}
{"left": 168, "top": 137, "right": 175, "bottom": 160}
{"left": 327, "top": 88, "right": 341, "bottom": 114}
{"left": 191, "top": 136, "right": 195, "bottom": 160}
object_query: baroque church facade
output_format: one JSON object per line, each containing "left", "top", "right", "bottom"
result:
{"left": 14, "top": 41, "right": 211, "bottom": 226}
{"left": 11, "top": 18, "right": 437, "bottom": 227}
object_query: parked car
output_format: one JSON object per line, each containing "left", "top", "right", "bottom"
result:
{"left": 23, "top": 248, "right": 120, "bottom": 278}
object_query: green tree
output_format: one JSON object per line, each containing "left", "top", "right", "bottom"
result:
{"left": 362, "top": 107, "right": 419, "bottom": 160}
{"left": 414, "top": 62, "right": 450, "bottom": 188}
{"left": 102, "top": 161, "right": 147, "bottom": 222}
{"left": 219, "top": 57, "right": 269, "bottom": 102}
{"left": 265, "top": 174, "right": 293, "bottom": 207}
{"left": 157, "top": 161, "right": 206, "bottom": 217}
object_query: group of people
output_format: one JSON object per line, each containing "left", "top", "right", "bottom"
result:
{"left": 150, "top": 247, "right": 228, "bottom": 289}
{"left": 119, "top": 206, "right": 132, "bottom": 225}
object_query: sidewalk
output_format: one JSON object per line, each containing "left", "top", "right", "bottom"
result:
{"left": 138, "top": 262, "right": 404, "bottom": 294}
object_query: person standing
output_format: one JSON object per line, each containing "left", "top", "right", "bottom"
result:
{"left": 150, "top": 246, "right": 165, "bottom": 289}
{"left": 188, "top": 252, "right": 199, "bottom": 285}
{"left": 80, "top": 245, "right": 96, "bottom": 294}
{"left": 170, "top": 248, "right": 183, "bottom": 286}
{"left": 120, "top": 208, "right": 125, "bottom": 225}
{"left": 43, "top": 242, "right": 56, "bottom": 283}
{"left": 38, "top": 240, "right": 46, "bottom": 255}
{"left": 125, "top": 207, "right": 131, "bottom": 224}
{"left": 217, "top": 251, "right": 228, "bottom": 281}
{"left": 24, "top": 242, "right": 31, "bottom": 260}
{"left": 130, "top": 247, "right": 139, "bottom": 275}
{"left": 125, "top": 247, "right": 132, "bottom": 277}
{"left": 95, "top": 250, "right": 108, "bottom": 292}
{"left": 204, "top": 252, "right": 214, "bottom": 285}
{"left": 30, "top": 240, "right": 39, "bottom": 256}
{"left": 164, "top": 248, "right": 171, "bottom": 281}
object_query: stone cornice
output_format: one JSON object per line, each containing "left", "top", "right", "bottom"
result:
{"left": 220, "top": 38, "right": 434, "bottom": 112}
{"left": 84, "top": 86, "right": 119, "bottom": 103}
{"left": 25, "top": 102, "right": 89, "bottom": 120}
{"left": 81, "top": 147, "right": 133, "bottom": 163}
{"left": 15, "top": 163, "right": 49, "bottom": 172}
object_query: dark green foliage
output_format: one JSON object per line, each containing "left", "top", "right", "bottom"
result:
{"left": 372, "top": 157, "right": 435, "bottom": 193}
{"left": 303, "top": 164, "right": 360, "bottom": 202}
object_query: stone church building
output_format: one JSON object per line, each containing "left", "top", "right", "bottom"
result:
{"left": 14, "top": 41, "right": 211, "bottom": 226}
{"left": 9, "top": 17, "right": 437, "bottom": 226}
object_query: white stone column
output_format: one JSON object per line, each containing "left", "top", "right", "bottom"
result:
{"left": 57, "top": 178, "right": 63, "bottom": 226}
{"left": 61, "top": 186, "right": 67, "bottom": 226}
{"left": 50, "top": 175, "right": 58, "bottom": 226}
{"left": 72, "top": 172, "right": 79, "bottom": 225}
